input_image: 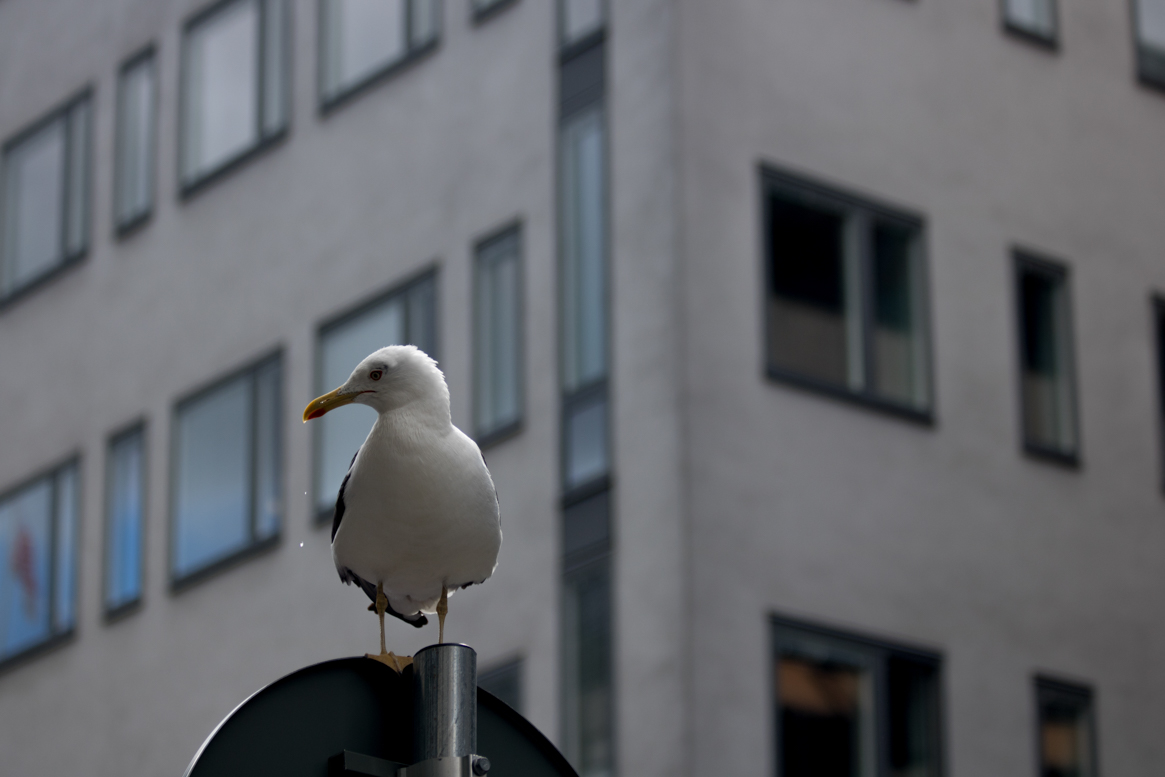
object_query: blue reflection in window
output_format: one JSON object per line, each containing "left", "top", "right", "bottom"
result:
{"left": 106, "top": 428, "right": 144, "bottom": 611}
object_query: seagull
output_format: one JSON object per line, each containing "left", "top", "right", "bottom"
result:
{"left": 303, "top": 345, "right": 501, "bottom": 670}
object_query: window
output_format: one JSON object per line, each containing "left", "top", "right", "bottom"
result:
{"left": 1015, "top": 254, "right": 1078, "bottom": 462}
{"left": 0, "top": 460, "right": 78, "bottom": 665}
{"left": 559, "top": 0, "right": 604, "bottom": 46}
{"left": 315, "top": 273, "right": 436, "bottom": 521}
{"left": 474, "top": 225, "right": 523, "bottom": 442}
{"left": 105, "top": 425, "right": 145, "bottom": 615}
{"left": 1, "top": 92, "right": 91, "bottom": 301}
{"left": 171, "top": 355, "right": 281, "bottom": 583}
{"left": 479, "top": 657, "right": 523, "bottom": 713}
{"left": 180, "top": 0, "right": 288, "bottom": 191}
{"left": 559, "top": 22, "right": 612, "bottom": 777}
{"left": 763, "top": 170, "right": 932, "bottom": 418}
{"left": 773, "top": 617, "right": 942, "bottom": 777}
{"left": 115, "top": 49, "right": 157, "bottom": 232}
{"left": 319, "top": 0, "right": 440, "bottom": 107}
{"left": 1134, "top": 0, "right": 1165, "bottom": 87}
{"left": 1036, "top": 678, "right": 1096, "bottom": 777}
{"left": 1002, "top": 0, "right": 1057, "bottom": 45}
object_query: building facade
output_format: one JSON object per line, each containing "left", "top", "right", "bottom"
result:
{"left": 2, "top": 0, "right": 1165, "bottom": 775}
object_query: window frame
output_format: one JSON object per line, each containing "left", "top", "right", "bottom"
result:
{"left": 1152, "top": 295, "right": 1165, "bottom": 492}
{"left": 1000, "top": 0, "right": 1059, "bottom": 49}
{"left": 0, "top": 88, "right": 93, "bottom": 309}
{"left": 103, "top": 420, "right": 147, "bottom": 621}
{"left": 1034, "top": 675, "right": 1098, "bottom": 777}
{"left": 473, "top": 221, "right": 525, "bottom": 447}
{"left": 760, "top": 166, "right": 935, "bottom": 425}
{"left": 312, "top": 268, "right": 439, "bottom": 525}
{"left": 1013, "top": 250, "right": 1080, "bottom": 467}
{"left": 316, "top": 0, "right": 442, "bottom": 114}
{"left": 178, "top": 0, "right": 291, "bottom": 198}
{"left": 114, "top": 45, "right": 159, "bottom": 237}
{"left": 0, "top": 455, "right": 81, "bottom": 671}
{"left": 771, "top": 613, "right": 945, "bottom": 777}
{"left": 168, "top": 350, "right": 283, "bottom": 591}
{"left": 1133, "top": 0, "right": 1165, "bottom": 90}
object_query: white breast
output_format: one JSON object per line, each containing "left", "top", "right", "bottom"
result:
{"left": 331, "top": 415, "right": 501, "bottom": 617}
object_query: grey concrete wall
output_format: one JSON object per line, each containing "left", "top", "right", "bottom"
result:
{"left": 678, "top": 0, "right": 1165, "bottom": 775}
{"left": 0, "top": 0, "right": 569, "bottom": 774}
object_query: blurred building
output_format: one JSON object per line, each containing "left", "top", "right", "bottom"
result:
{"left": 3, "top": 0, "right": 1165, "bottom": 775}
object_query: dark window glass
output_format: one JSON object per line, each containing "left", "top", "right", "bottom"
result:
{"left": 1, "top": 94, "right": 91, "bottom": 299}
{"left": 1016, "top": 257, "right": 1077, "bottom": 459}
{"left": 563, "top": 554, "right": 613, "bottom": 777}
{"left": 315, "top": 273, "right": 436, "bottom": 520}
{"left": 172, "top": 355, "right": 281, "bottom": 582}
{"left": 764, "top": 173, "right": 930, "bottom": 414}
{"left": 105, "top": 426, "right": 145, "bottom": 613}
{"left": 1135, "top": 0, "right": 1165, "bottom": 87}
{"left": 774, "top": 619, "right": 941, "bottom": 777}
{"left": 1154, "top": 298, "right": 1165, "bottom": 489}
{"left": 1037, "top": 678, "right": 1096, "bottom": 777}
{"left": 479, "top": 658, "right": 523, "bottom": 714}
{"left": 0, "top": 461, "right": 78, "bottom": 663}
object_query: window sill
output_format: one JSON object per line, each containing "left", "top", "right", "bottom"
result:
{"left": 562, "top": 473, "right": 611, "bottom": 509}
{"left": 319, "top": 40, "right": 440, "bottom": 117}
{"left": 170, "top": 533, "right": 280, "bottom": 594}
{"left": 764, "top": 366, "right": 934, "bottom": 427}
{"left": 476, "top": 420, "right": 523, "bottom": 451}
{"left": 179, "top": 128, "right": 288, "bottom": 201}
{"left": 0, "top": 630, "right": 75, "bottom": 677}
{"left": 1002, "top": 21, "right": 1058, "bottom": 51}
{"left": 1022, "top": 442, "right": 1080, "bottom": 469}
{"left": 103, "top": 597, "right": 143, "bottom": 624}
{"left": 472, "top": 0, "right": 519, "bottom": 26}
{"left": 0, "top": 252, "right": 87, "bottom": 314}
{"left": 114, "top": 208, "right": 154, "bottom": 241}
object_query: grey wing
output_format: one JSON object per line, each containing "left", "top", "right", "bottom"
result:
{"left": 331, "top": 448, "right": 360, "bottom": 543}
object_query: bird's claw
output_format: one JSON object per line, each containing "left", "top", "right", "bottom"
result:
{"left": 367, "top": 651, "right": 413, "bottom": 673}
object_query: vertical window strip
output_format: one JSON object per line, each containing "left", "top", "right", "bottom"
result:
{"left": 1155, "top": 298, "right": 1165, "bottom": 490}
{"left": 105, "top": 427, "right": 145, "bottom": 613}
{"left": 1036, "top": 678, "right": 1097, "bottom": 777}
{"left": 1135, "top": 0, "right": 1165, "bottom": 85}
{"left": 558, "top": 19, "right": 613, "bottom": 777}
{"left": 116, "top": 51, "right": 157, "bottom": 230}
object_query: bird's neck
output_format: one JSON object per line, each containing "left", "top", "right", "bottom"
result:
{"left": 376, "top": 396, "right": 452, "bottom": 437}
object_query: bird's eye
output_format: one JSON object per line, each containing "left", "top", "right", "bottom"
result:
{"left": 369, "top": 370, "right": 383, "bottom": 381}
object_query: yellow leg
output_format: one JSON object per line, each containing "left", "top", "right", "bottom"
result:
{"left": 437, "top": 586, "right": 448, "bottom": 644}
{"left": 366, "top": 582, "right": 413, "bottom": 673}
{"left": 376, "top": 583, "right": 387, "bottom": 655}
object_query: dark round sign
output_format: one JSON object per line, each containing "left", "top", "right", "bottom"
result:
{"left": 182, "top": 656, "right": 577, "bottom": 777}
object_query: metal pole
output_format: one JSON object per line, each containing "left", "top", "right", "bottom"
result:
{"left": 412, "top": 644, "right": 477, "bottom": 761}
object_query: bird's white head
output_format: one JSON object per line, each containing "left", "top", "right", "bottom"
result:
{"left": 303, "top": 345, "right": 449, "bottom": 422}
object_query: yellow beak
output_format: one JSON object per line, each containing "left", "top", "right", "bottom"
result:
{"left": 303, "top": 386, "right": 362, "bottom": 422}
